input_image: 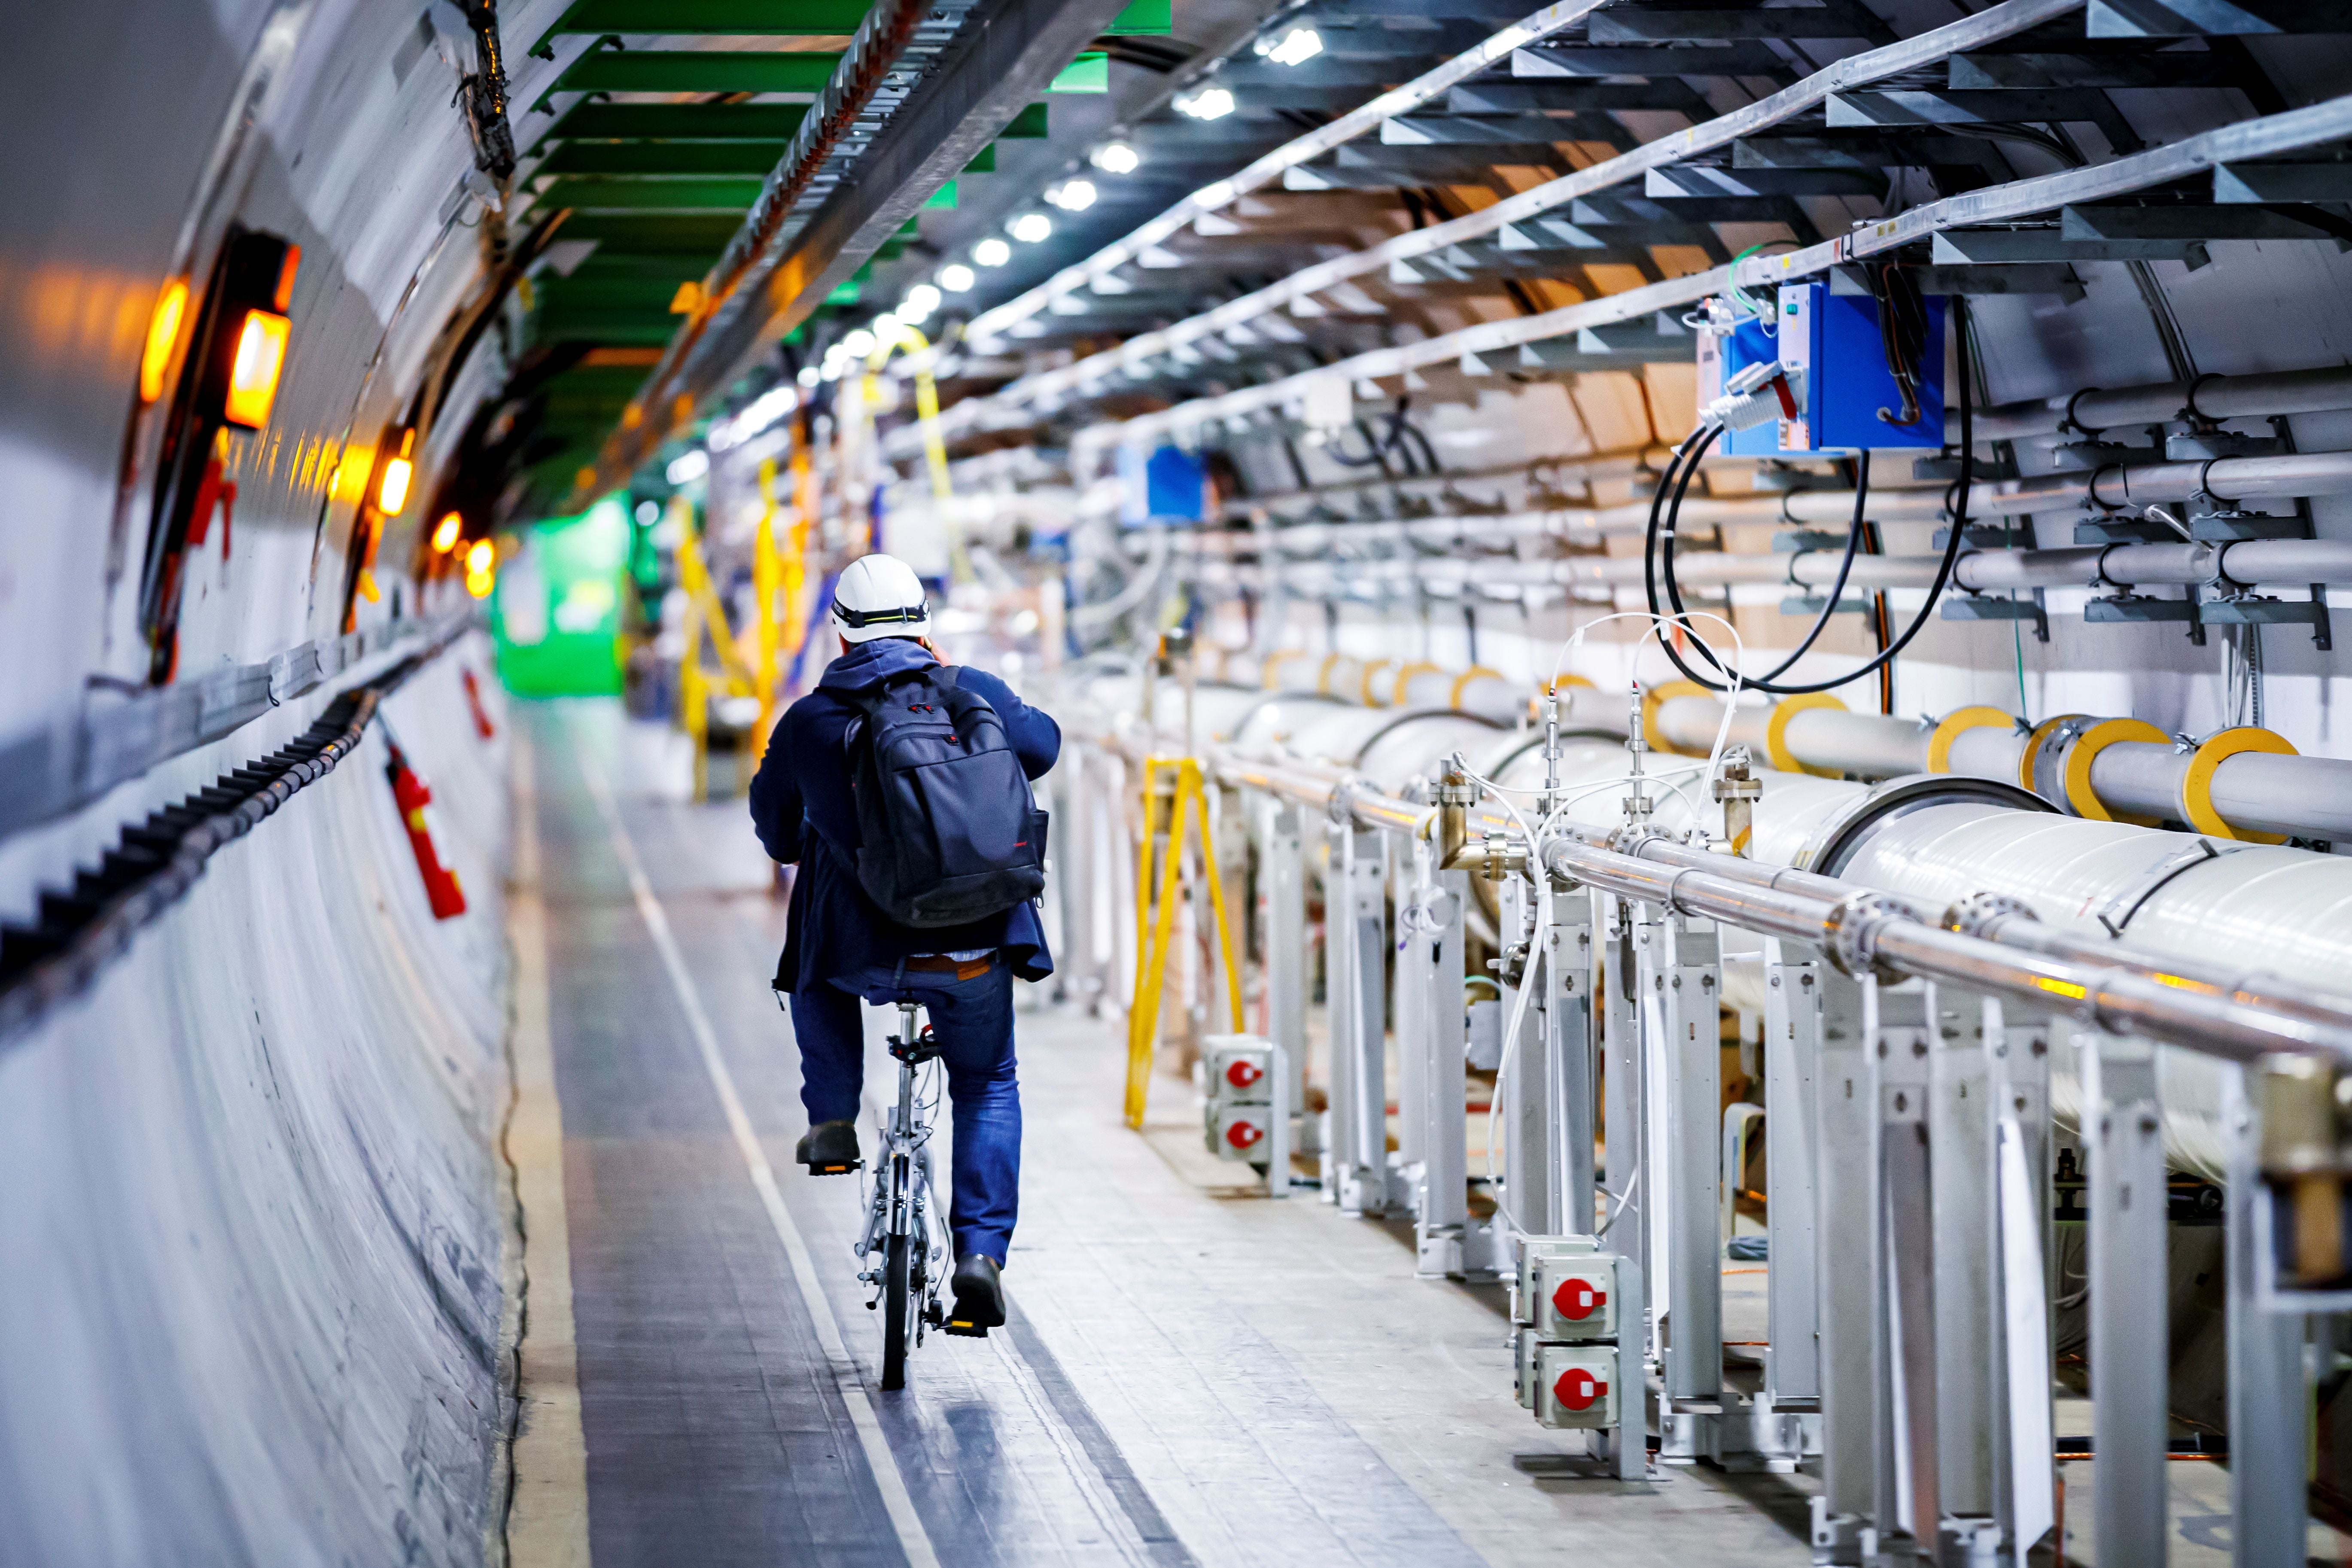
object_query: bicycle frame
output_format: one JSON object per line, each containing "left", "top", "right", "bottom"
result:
{"left": 856, "top": 1002, "right": 946, "bottom": 1364}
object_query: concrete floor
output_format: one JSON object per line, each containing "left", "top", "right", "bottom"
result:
{"left": 506, "top": 698, "right": 2346, "bottom": 1566}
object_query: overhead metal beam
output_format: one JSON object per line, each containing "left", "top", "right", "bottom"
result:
{"left": 545, "top": 0, "right": 874, "bottom": 34}
{"left": 937, "top": 0, "right": 2081, "bottom": 425}
{"left": 2215, "top": 161, "right": 2352, "bottom": 201}
{"left": 1512, "top": 42, "right": 1793, "bottom": 76}
{"left": 529, "top": 177, "right": 764, "bottom": 211}
{"left": 1444, "top": 79, "right": 1714, "bottom": 114}
{"left": 550, "top": 50, "right": 843, "bottom": 95}
{"left": 1065, "top": 88, "right": 2352, "bottom": 455}
{"left": 1586, "top": 1, "right": 1893, "bottom": 42}
{"left": 2062, "top": 201, "right": 2352, "bottom": 241}
{"left": 545, "top": 103, "right": 812, "bottom": 140}
{"left": 1930, "top": 227, "right": 2213, "bottom": 264}
{"left": 536, "top": 143, "right": 791, "bottom": 176}
{"left": 1946, "top": 48, "right": 2237, "bottom": 87}
{"left": 566, "top": 0, "right": 1137, "bottom": 505}
{"left": 2087, "top": 0, "right": 2352, "bottom": 34}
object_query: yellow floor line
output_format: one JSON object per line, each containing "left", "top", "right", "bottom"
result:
{"left": 505, "top": 730, "right": 593, "bottom": 1568}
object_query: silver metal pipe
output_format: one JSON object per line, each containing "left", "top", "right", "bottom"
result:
{"left": 1167, "top": 722, "right": 2352, "bottom": 1066}
{"left": 1953, "top": 538, "right": 2352, "bottom": 591}
{"left": 1974, "top": 365, "right": 2352, "bottom": 444}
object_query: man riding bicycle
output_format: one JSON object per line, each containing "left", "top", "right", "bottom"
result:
{"left": 749, "top": 553, "right": 1060, "bottom": 1336}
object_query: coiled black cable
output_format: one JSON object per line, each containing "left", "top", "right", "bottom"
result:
{"left": 1643, "top": 293, "right": 1975, "bottom": 697}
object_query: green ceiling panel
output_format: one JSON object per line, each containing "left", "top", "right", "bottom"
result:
{"left": 557, "top": 214, "right": 746, "bottom": 252}
{"left": 532, "top": 311, "right": 687, "bottom": 344}
{"left": 1048, "top": 52, "right": 1108, "bottom": 92}
{"left": 1002, "top": 103, "right": 1049, "bottom": 138}
{"left": 924, "top": 180, "right": 956, "bottom": 209}
{"left": 1104, "top": 0, "right": 1172, "bottom": 35}
{"left": 546, "top": 0, "right": 871, "bottom": 35}
{"left": 539, "top": 141, "right": 788, "bottom": 176}
{"left": 536, "top": 275, "right": 691, "bottom": 309}
{"left": 546, "top": 103, "right": 810, "bottom": 140}
{"left": 964, "top": 145, "right": 994, "bottom": 174}
{"left": 554, "top": 51, "right": 841, "bottom": 94}
{"left": 536, "top": 176, "right": 764, "bottom": 210}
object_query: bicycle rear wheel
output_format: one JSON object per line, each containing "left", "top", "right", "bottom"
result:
{"left": 880, "top": 1229, "right": 911, "bottom": 1390}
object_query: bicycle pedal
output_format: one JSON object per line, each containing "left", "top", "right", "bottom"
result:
{"left": 804, "top": 1160, "right": 862, "bottom": 1175}
{"left": 942, "top": 1318, "right": 991, "bottom": 1339}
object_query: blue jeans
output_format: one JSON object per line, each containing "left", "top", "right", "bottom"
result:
{"left": 789, "top": 959, "right": 1021, "bottom": 1264}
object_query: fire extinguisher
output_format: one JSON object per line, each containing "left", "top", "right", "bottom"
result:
{"left": 461, "top": 665, "right": 497, "bottom": 740}
{"left": 385, "top": 737, "right": 468, "bottom": 919}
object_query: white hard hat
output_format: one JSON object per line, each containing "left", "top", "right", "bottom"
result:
{"left": 831, "top": 552, "right": 930, "bottom": 643}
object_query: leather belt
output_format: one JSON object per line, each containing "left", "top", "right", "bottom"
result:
{"left": 903, "top": 953, "right": 996, "bottom": 980}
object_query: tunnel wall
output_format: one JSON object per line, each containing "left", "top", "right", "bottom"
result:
{"left": 0, "top": 0, "right": 594, "bottom": 1559}
{"left": 0, "top": 639, "right": 512, "bottom": 1567}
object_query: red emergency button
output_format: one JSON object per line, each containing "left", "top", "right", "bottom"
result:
{"left": 1224, "top": 1058, "right": 1265, "bottom": 1090}
{"left": 1553, "top": 1367, "right": 1608, "bottom": 1412}
{"left": 1225, "top": 1118, "right": 1265, "bottom": 1149}
{"left": 1552, "top": 1276, "right": 1605, "bottom": 1320}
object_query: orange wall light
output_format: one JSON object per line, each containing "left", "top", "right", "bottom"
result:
{"left": 222, "top": 308, "right": 290, "bottom": 429}
{"left": 464, "top": 538, "right": 496, "bottom": 598}
{"left": 140, "top": 279, "right": 189, "bottom": 404}
{"left": 378, "top": 429, "right": 416, "bottom": 515}
{"left": 432, "top": 512, "right": 464, "bottom": 552}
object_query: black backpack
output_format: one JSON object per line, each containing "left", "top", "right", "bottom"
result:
{"left": 843, "top": 665, "right": 1049, "bottom": 928}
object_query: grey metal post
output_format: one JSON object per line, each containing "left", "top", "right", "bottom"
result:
{"left": 2084, "top": 1031, "right": 2167, "bottom": 1568}
{"left": 1761, "top": 936, "right": 1823, "bottom": 1405}
{"left": 1266, "top": 801, "right": 1308, "bottom": 1140}
{"left": 1541, "top": 884, "right": 1596, "bottom": 1238}
{"left": 1598, "top": 892, "right": 1647, "bottom": 1352}
{"left": 1932, "top": 990, "right": 1996, "bottom": 1530}
{"left": 1655, "top": 910, "right": 1723, "bottom": 1413}
{"left": 1614, "top": 1248, "right": 1651, "bottom": 1482}
{"left": 1330, "top": 826, "right": 1391, "bottom": 1216}
{"left": 1417, "top": 868, "right": 1470, "bottom": 1276}
{"left": 2224, "top": 1065, "right": 2307, "bottom": 1568}
{"left": 1873, "top": 981, "right": 1939, "bottom": 1559}
{"left": 1812, "top": 964, "right": 1875, "bottom": 1563}
{"left": 1394, "top": 848, "right": 1431, "bottom": 1178}
{"left": 1984, "top": 1001, "right": 2054, "bottom": 1565}
{"left": 1502, "top": 874, "right": 1553, "bottom": 1237}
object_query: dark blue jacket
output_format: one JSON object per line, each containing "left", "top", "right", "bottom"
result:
{"left": 750, "top": 636, "right": 1062, "bottom": 991}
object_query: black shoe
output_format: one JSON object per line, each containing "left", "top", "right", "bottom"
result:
{"left": 795, "top": 1120, "right": 861, "bottom": 1175}
{"left": 944, "top": 1253, "right": 1004, "bottom": 1337}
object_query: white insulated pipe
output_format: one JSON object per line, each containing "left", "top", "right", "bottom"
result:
{"left": 1972, "top": 364, "right": 2352, "bottom": 445}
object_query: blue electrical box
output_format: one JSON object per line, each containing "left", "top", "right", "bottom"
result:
{"left": 1695, "top": 281, "right": 1945, "bottom": 457}
{"left": 1117, "top": 443, "right": 1206, "bottom": 524}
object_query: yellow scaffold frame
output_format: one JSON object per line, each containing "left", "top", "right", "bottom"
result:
{"left": 1125, "top": 756, "right": 1244, "bottom": 1129}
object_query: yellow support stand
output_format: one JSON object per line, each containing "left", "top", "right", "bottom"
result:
{"left": 1124, "top": 756, "right": 1244, "bottom": 1130}
{"left": 752, "top": 457, "right": 783, "bottom": 759}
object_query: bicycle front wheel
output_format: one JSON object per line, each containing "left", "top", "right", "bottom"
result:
{"left": 880, "top": 1229, "right": 911, "bottom": 1391}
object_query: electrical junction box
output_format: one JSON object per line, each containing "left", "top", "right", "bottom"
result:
{"left": 1534, "top": 1254, "right": 1616, "bottom": 1342}
{"left": 1515, "top": 1327, "right": 1544, "bottom": 1410}
{"left": 1203, "top": 1035, "right": 1274, "bottom": 1105}
{"left": 1515, "top": 1236, "right": 1598, "bottom": 1324}
{"left": 1537, "top": 1345, "right": 1619, "bottom": 1430}
{"left": 1205, "top": 1100, "right": 1273, "bottom": 1161}
{"left": 1695, "top": 281, "right": 1945, "bottom": 457}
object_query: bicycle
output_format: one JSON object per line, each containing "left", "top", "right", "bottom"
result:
{"left": 856, "top": 1000, "right": 948, "bottom": 1390}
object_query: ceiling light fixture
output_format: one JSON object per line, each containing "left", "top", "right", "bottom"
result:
{"left": 1174, "top": 87, "right": 1235, "bottom": 120}
{"left": 1091, "top": 141, "right": 1140, "bottom": 175}
{"left": 973, "top": 237, "right": 1012, "bottom": 267}
{"left": 1047, "top": 178, "right": 1097, "bottom": 212}
{"left": 1255, "top": 26, "right": 1323, "bottom": 66}
{"left": 939, "top": 263, "right": 976, "bottom": 292}
{"left": 665, "top": 449, "right": 709, "bottom": 486}
{"left": 1008, "top": 212, "right": 1053, "bottom": 243}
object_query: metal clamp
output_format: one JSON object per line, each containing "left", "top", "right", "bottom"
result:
{"left": 1943, "top": 890, "right": 2039, "bottom": 941}
{"left": 1824, "top": 891, "right": 1908, "bottom": 982}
